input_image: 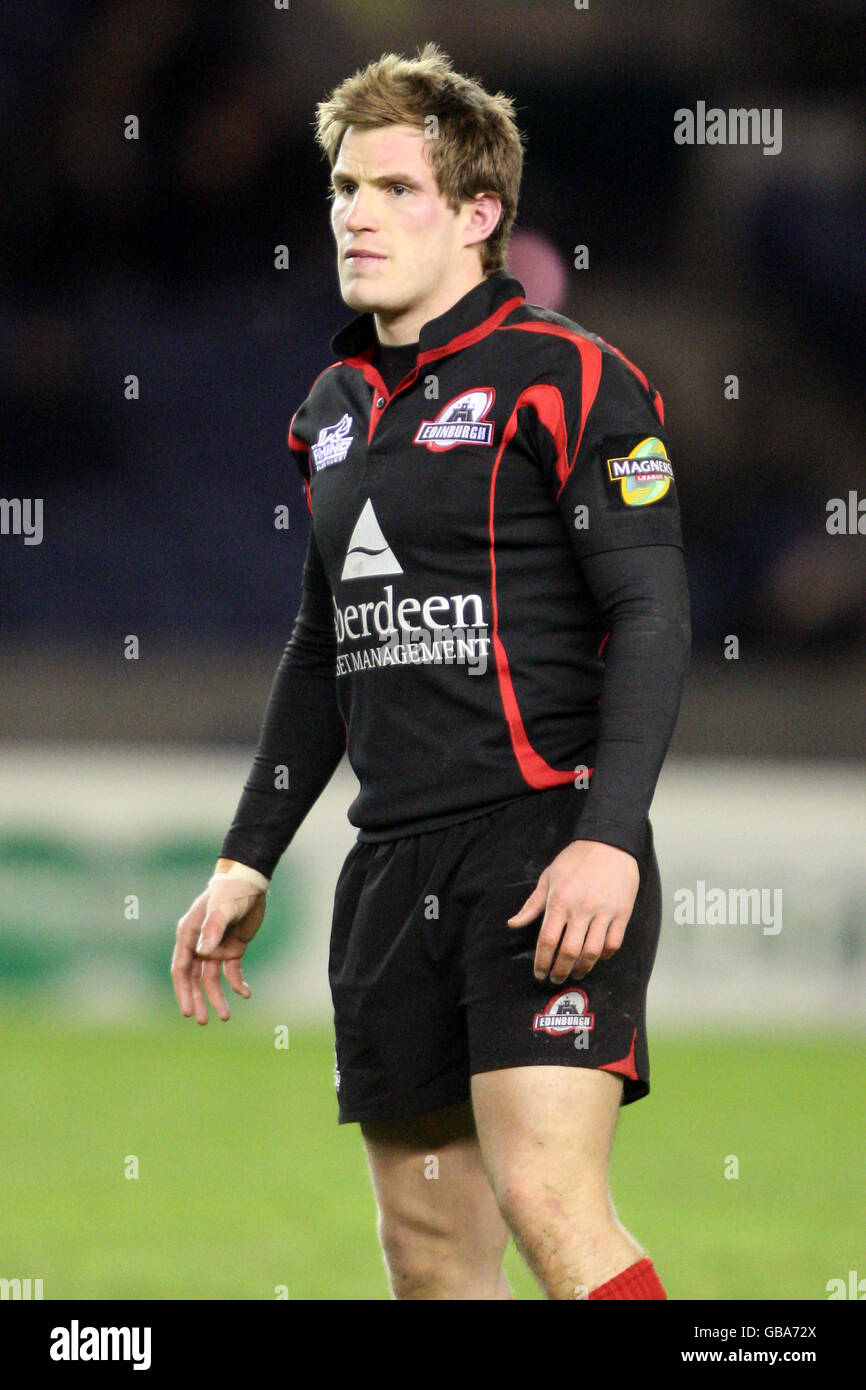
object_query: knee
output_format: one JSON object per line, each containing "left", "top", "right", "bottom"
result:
{"left": 492, "top": 1169, "right": 613, "bottom": 1246}
{"left": 378, "top": 1211, "right": 445, "bottom": 1298}
{"left": 492, "top": 1173, "right": 559, "bottom": 1240}
{"left": 377, "top": 1202, "right": 507, "bottom": 1299}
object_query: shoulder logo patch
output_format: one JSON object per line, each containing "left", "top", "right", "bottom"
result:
{"left": 413, "top": 388, "right": 495, "bottom": 452}
{"left": 311, "top": 413, "right": 354, "bottom": 471}
{"left": 606, "top": 436, "right": 673, "bottom": 506}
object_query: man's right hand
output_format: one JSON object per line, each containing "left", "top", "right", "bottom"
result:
{"left": 171, "top": 860, "right": 269, "bottom": 1024}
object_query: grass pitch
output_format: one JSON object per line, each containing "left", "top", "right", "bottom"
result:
{"left": 1, "top": 1006, "right": 862, "bottom": 1300}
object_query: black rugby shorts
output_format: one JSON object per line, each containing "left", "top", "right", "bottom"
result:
{"left": 328, "top": 783, "right": 662, "bottom": 1123}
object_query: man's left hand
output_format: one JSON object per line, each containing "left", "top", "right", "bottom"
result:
{"left": 507, "top": 840, "right": 639, "bottom": 983}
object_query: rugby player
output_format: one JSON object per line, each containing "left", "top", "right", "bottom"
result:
{"left": 171, "top": 43, "right": 691, "bottom": 1301}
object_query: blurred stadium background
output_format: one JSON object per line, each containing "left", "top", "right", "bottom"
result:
{"left": 1, "top": 1, "right": 864, "bottom": 1300}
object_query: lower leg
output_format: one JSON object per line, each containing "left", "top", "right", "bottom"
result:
{"left": 472, "top": 1066, "right": 665, "bottom": 1301}
{"left": 499, "top": 1175, "right": 647, "bottom": 1298}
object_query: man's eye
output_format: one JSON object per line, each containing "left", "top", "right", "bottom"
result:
{"left": 331, "top": 181, "right": 406, "bottom": 198}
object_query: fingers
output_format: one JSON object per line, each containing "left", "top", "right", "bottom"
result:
{"left": 172, "top": 916, "right": 253, "bottom": 1021}
{"left": 565, "top": 917, "right": 609, "bottom": 982}
{"left": 536, "top": 911, "right": 595, "bottom": 984}
{"left": 195, "top": 907, "right": 229, "bottom": 959}
{"left": 171, "top": 931, "right": 211, "bottom": 1024}
{"left": 224, "top": 957, "right": 251, "bottom": 999}
{"left": 597, "top": 917, "right": 628, "bottom": 964}
{"left": 172, "top": 880, "right": 262, "bottom": 1021}
{"left": 171, "top": 891, "right": 208, "bottom": 1018}
{"left": 201, "top": 957, "right": 231, "bottom": 1022}
{"left": 171, "top": 923, "right": 211, "bottom": 1023}
{"left": 507, "top": 877, "right": 547, "bottom": 928}
{"left": 535, "top": 909, "right": 630, "bottom": 983}
{"left": 170, "top": 934, "right": 195, "bottom": 1017}
{"left": 533, "top": 901, "right": 570, "bottom": 980}
{"left": 188, "top": 954, "right": 209, "bottom": 1026}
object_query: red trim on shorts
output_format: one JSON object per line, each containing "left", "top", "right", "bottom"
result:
{"left": 598, "top": 1025, "right": 639, "bottom": 1082}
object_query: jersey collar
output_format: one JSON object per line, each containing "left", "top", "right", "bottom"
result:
{"left": 329, "top": 270, "right": 526, "bottom": 366}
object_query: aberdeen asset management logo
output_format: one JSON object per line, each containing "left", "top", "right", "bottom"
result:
{"left": 340, "top": 499, "right": 403, "bottom": 581}
{"left": 334, "top": 498, "right": 490, "bottom": 676}
{"left": 414, "top": 388, "right": 496, "bottom": 452}
{"left": 532, "top": 988, "right": 595, "bottom": 1036}
{"left": 311, "top": 413, "right": 354, "bottom": 471}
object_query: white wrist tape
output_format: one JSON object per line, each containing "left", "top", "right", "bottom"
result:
{"left": 208, "top": 864, "right": 270, "bottom": 894}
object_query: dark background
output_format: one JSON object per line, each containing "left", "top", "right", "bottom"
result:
{"left": 2, "top": 0, "right": 864, "bottom": 752}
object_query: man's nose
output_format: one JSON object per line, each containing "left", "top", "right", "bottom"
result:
{"left": 343, "top": 186, "right": 378, "bottom": 231}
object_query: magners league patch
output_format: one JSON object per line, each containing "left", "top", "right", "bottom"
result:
{"left": 606, "top": 436, "right": 673, "bottom": 507}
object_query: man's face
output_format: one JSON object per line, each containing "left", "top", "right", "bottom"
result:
{"left": 330, "top": 123, "right": 475, "bottom": 324}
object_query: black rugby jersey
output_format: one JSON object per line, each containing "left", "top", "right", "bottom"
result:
{"left": 221, "top": 271, "right": 690, "bottom": 873}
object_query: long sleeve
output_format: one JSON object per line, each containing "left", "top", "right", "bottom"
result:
{"left": 219, "top": 528, "right": 347, "bottom": 877}
{"left": 569, "top": 543, "right": 691, "bottom": 858}
{"left": 519, "top": 342, "right": 690, "bottom": 857}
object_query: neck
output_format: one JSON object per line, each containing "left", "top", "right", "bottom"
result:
{"left": 374, "top": 266, "right": 488, "bottom": 346}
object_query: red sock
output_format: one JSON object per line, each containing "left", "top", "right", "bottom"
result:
{"left": 588, "top": 1257, "right": 666, "bottom": 1300}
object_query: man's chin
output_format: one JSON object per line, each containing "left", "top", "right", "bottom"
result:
{"left": 340, "top": 282, "right": 391, "bottom": 314}
{"left": 339, "top": 271, "right": 407, "bottom": 313}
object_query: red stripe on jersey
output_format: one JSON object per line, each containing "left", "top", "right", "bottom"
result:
{"left": 488, "top": 398, "right": 594, "bottom": 790}
{"left": 417, "top": 295, "right": 525, "bottom": 368}
{"left": 516, "top": 382, "right": 569, "bottom": 487}
{"left": 595, "top": 336, "right": 649, "bottom": 393}
{"left": 595, "top": 339, "right": 665, "bottom": 427}
{"left": 287, "top": 418, "right": 313, "bottom": 516}
{"left": 342, "top": 296, "right": 526, "bottom": 443}
{"left": 501, "top": 322, "right": 603, "bottom": 494}
{"left": 598, "top": 1025, "right": 639, "bottom": 1082}
{"left": 505, "top": 321, "right": 664, "bottom": 436}
{"left": 341, "top": 352, "right": 389, "bottom": 443}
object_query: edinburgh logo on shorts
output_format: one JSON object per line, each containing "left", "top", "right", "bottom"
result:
{"left": 413, "top": 389, "right": 496, "bottom": 452}
{"left": 532, "top": 988, "right": 595, "bottom": 1036}
{"left": 311, "top": 413, "right": 354, "bottom": 471}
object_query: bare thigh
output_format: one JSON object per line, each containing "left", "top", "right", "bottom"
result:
{"left": 471, "top": 1065, "right": 642, "bottom": 1295}
{"left": 361, "top": 1100, "right": 512, "bottom": 1299}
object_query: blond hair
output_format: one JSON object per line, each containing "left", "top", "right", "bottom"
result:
{"left": 314, "top": 42, "right": 525, "bottom": 274}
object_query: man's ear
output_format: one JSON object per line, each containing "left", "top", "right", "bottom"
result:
{"left": 463, "top": 191, "right": 502, "bottom": 248}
